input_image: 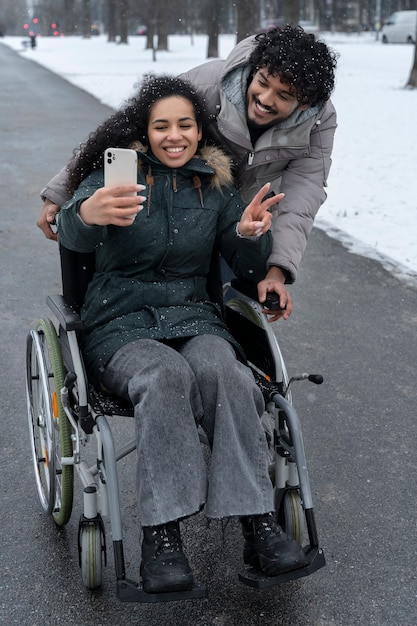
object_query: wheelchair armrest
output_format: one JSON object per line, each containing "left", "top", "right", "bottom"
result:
{"left": 230, "top": 278, "right": 259, "bottom": 302}
{"left": 47, "top": 294, "right": 83, "bottom": 331}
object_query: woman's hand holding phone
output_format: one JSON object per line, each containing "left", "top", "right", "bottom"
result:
{"left": 79, "top": 147, "right": 146, "bottom": 226}
{"left": 79, "top": 184, "right": 146, "bottom": 226}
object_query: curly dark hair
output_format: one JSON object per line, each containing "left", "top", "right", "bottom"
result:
{"left": 66, "top": 74, "right": 209, "bottom": 195}
{"left": 249, "top": 24, "right": 338, "bottom": 106}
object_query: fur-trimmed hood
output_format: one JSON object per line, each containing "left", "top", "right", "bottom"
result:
{"left": 129, "top": 141, "right": 234, "bottom": 192}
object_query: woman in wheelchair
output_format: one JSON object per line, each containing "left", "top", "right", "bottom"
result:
{"left": 57, "top": 74, "right": 308, "bottom": 594}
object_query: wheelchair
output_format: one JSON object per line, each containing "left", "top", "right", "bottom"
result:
{"left": 25, "top": 244, "right": 325, "bottom": 602}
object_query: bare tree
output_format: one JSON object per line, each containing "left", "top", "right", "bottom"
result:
{"left": 107, "top": 0, "right": 117, "bottom": 41}
{"left": 157, "top": 0, "right": 169, "bottom": 52}
{"left": 140, "top": 0, "right": 169, "bottom": 52}
{"left": 406, "top": 41, "right": 417, "bottom": 88}
{"left": 207, "top": 0, "right": 221, "bottom": 57}
{"left": 145, "top": 0, "right": 157, "bottom": 50}
{"left": 0, "top": 0, "right": 27, "bottom": 34}
{"left": 236, "top": 0, "right": 258, "bottom": 42}
{"left": 119, "top": 0, "right": 129, "bottom": 44}
{"left": 63, "top": 0, "right": 76, "bottom": 35}
{"left": 282, "top": 0, "right": 300, "bottom": 25}
{"left": 81, "top": 0, "right": 91, "bottom": 38}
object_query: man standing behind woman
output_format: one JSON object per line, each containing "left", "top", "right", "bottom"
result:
{"left": 57, "top": 74, "right": 309, "bottom": 594}
{"left": 39, "top": 24, "right": 338, "bottom": 315}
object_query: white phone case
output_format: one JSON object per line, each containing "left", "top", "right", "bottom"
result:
{"left": 104, "top": 147, "right": 138, "bottom": 196}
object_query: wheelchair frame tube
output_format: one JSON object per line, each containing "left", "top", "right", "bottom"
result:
{"left": 96, "top": 415, "right": 128, "bottom": 581}
{"left": 272, "top": 393, "right": 322, "bottom": 550}
{"left": 67, "top": 330, "right": 89, "bottom": 409}
{"left": 95, "top": 415, "right": 123, "bottom": 542}
{"left": 272, "top": 393, "right": 313, "bottom": 510}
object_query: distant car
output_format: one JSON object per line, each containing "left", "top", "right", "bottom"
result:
{"left": 135, "top": 25, "right": 147, "bottom": 36}
{"left": 381, "top": 11, "right": 417, "bottom": 44}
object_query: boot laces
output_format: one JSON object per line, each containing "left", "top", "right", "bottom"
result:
{"left": 151, "top": 524, "right": 182, "bottom": 557}
{"left": 252, "top": 514, "right": 282, "bottom": 540}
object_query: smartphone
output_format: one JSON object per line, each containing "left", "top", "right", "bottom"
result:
{"left": 104, "top": 147, "right": 138, "bottom": 196}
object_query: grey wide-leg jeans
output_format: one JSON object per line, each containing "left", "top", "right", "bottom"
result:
{"left": 102, "top": 335, "right": 274, "bottom": 527}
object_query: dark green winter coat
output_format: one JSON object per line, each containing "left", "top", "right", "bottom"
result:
{"left": 58, "top": 145, "right": 272, "bottom": 385}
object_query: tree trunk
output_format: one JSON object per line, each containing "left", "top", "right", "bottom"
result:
{"left": 81, "top": 0, "right": 91, "bottom": 38}
{"left": 119, "top": 0, "right": 129, "bottom": 44}
{"left": 333, "top": 0, "right": 344, "bottom": 32}
{"left": 207, "top": 0, "right": 220, "bottom": 57}
{"left": 107, "top": 0, "right": 117, "bottom": 42}
{"left": 146, "top": 2, "right": 157, "bottom": 50}
{"left": 63, "top": 0, "right": 76, "bottom": 35}
{"left": 406, "top": 42, "right": 417, "bottom": 88}
{"left": 236, "top": 0, "right": 257, "bottom": 42}
{"left": 317, "top": 0, "right": 333, "bottom": 32}
{"left": 146, "top": 25, "right": 155, "bottom": 50}
{"left": 157, "top": 4, "right": 169, "bottom": 52}
{"left": 283, "top": 0, "right": 299, "bottom": 25}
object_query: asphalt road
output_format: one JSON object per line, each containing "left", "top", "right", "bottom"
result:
{"left": 1, "top": 42, "right": 417, "bottom": 626}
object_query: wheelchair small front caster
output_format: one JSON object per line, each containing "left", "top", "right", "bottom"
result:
{"left": 276, "top": 488, "right": 307, "bottom": 544}
{"left": 78, "top": 514, "right": 106, "bottom": 589}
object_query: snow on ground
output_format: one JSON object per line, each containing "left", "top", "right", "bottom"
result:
{"left": 2, "top": 32, "right": 417, "bottom": 285}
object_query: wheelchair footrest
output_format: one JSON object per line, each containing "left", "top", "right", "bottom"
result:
{"left": 238, "top": 545, "right": 325, "bottom": 589}
{"left": 117, "top": 577, "right": 208, "bottom": 603}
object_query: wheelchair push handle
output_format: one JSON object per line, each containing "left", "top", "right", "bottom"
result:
{"left": 264, "top": 292, "right": 287, "bottom": 312}
{"left": 228, "top": 279, "right": 286, "bottom": 311}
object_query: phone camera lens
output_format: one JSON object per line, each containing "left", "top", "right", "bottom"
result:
{"left": 107, "top": 158, "right": 112, "bottom": 164}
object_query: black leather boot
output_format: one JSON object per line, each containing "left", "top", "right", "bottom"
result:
{"left": 140, "top": 520, "right": 194, "bottom": 593}
{"left": 241, "top": 513, "right": 309, "bottom": 576}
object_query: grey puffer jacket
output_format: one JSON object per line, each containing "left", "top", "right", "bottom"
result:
{"left": 42, "top": 37, "right": 337, "bottom": 282}
{"left": 57, "top": 145, "right": 272, "bottom": 385}
{"left": 181, "top": 35, "right": 337, "bottom": 281}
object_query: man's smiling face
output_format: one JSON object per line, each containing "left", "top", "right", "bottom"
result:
{"left": 246, "top": 69, "right": 308, "bottom": 127}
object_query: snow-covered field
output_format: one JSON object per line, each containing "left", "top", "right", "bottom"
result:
{"left": 2, "top": 32, "right": 417, "bottom": 285}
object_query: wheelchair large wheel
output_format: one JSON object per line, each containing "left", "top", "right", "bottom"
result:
{"left": 79, "top": 522, "right": 104, "bottom": 589}
{"left": 277, "top": 489, "right": 306, "bottom": 545}
{"left": 26, "top": 318, "right": 74, "bottom": 526}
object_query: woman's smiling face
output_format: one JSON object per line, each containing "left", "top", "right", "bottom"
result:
{"left": 147, "top": 96, "right": 202, "bottom": 168}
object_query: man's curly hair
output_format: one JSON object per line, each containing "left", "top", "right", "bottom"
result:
{"left": 249, "top": 24, "right": 338, "bottom": 106}
{"left": 66, "top": 74, "right": 209, "bottom": 195}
